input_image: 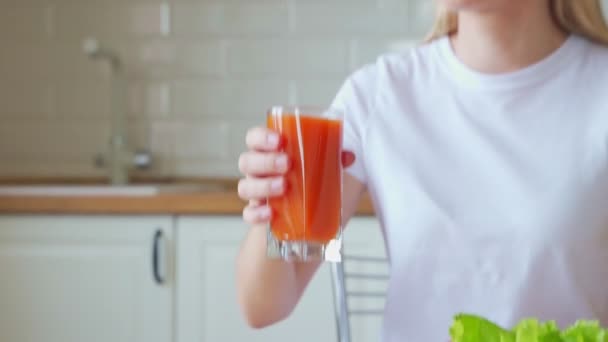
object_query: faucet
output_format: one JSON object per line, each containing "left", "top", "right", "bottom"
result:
{"left": 83, "top": 38, "right": 153, "bottom": 185}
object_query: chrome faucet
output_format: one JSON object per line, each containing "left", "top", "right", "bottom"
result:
{"left": 84, "top": 38, "right": 152, "bottom": 185}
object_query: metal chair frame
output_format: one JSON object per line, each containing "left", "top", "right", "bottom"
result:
{"left": 330, "top": 254, "right": 389, "bottom": 342}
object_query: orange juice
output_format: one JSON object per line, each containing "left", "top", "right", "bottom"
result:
{"left": 267, "top": 112, "right": 342, "bottom": 244}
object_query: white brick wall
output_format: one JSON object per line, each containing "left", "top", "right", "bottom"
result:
{"left": 0, "top": 0, "right": 431, "bottom": 178}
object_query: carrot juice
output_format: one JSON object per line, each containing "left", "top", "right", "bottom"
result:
{"left": 266, "top": 107, "right": 343, "bottom": 260}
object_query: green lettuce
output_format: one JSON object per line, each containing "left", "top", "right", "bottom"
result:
{"left": 450, "top": 314, "right": 608, "bottom": 342}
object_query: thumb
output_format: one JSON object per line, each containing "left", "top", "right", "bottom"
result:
{"left": 341, "top": 151, "right": 356, "bottom": 168}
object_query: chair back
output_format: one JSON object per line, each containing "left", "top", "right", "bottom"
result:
{"left": 330, "top": 253, "right": 389, "bottom": 342}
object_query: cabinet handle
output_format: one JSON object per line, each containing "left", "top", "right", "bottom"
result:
{"left": 152, "top": 229, "right": 165, "bottom": 285}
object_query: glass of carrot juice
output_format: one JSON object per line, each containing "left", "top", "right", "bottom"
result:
{"left": 266, "top": 106, "right": 343, "bottom": 263}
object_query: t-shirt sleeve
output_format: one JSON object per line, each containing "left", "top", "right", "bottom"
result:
{"left": 330, "top": 64, "right": 376, "bottom": 185}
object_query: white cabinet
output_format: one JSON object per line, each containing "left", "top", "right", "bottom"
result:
{"left": 0, "top": 214, "right": 386, "bottom": 342}
{"left": 0, "top": 215, "right": 173, "bottom": 342}
{"left": 175, "top": 215, "right": 386, "bottom": 342}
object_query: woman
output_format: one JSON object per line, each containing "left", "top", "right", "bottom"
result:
{"left": 236, "top": 0, "right": 608, "bottom": 340}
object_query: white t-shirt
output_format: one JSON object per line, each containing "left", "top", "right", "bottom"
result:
{"left": 332, "top": 34, "right": 608, "bottom": 341}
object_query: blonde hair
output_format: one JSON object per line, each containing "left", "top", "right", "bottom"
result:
{"left": 425, "top": 0, "right": 608, "bottom": 45}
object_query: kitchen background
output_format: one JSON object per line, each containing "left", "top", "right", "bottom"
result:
{"left": 0, "top": 0, "right": 432, "bottom": 179}
{"left": 0, "top": 1, "right": 434, "bottom": 341}
{"left": 3, "top": 2, "right": 607, "bottom": 342}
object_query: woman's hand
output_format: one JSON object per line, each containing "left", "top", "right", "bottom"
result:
{"left": 235, "top": 125, "right": 360, "bottom": 328}
{"left": 237, "top": 126, "right": 355, "bottom": 225}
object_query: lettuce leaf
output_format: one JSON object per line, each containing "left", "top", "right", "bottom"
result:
{"left": 561, "top": 321, "right": 608, "bottom": 342}
{"left": 450, "top": 314, "right": 608, "bottom": 342}
{"left": 513, "top": 318, "right": 561, "bottom": 342}
{"left": 450, "top": 313, "right": 515, "bottom": 342}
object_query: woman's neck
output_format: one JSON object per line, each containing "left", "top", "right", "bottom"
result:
{"left": 450, "top": 1, "right": 569, "bottom": 74}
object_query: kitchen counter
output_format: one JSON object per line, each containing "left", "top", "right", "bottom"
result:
{"left": 0, "top": 177, "right": 375, "bottom": 215}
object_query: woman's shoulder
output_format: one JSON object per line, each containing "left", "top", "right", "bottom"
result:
{"left": 578, "top": 35, "right": 608, "bottom": 66}
{"left": 569, "top": 35, "right": 608, "bottom": 90}
{"left": 332, "top": 41, "right": 442, "bottom": 125}
{"left": 342, "top": 39, "right": 441, "bottom": 95}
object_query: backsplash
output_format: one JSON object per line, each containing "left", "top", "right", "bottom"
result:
{"left": 0, "top": 0, "right": 433, "bottom": 178}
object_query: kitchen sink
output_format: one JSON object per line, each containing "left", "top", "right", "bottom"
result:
{"left": 0, "top": 183, "right": 228, "bottom": 197}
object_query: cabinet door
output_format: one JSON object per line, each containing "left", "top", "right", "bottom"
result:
{"left": 0, "top": 215, "right": 173, "bottom": 342}
{"left": 175, "top": 215, "right": 386, "bottom": 342}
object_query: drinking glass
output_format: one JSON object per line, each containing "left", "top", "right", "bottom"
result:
{"left": 266, "top": 106, "right": 344, "bottom": 262}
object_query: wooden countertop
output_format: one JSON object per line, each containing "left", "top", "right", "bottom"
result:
{"left": 0, "top": 177, "right": 375, "bottom": 216}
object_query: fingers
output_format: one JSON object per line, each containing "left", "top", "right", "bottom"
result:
{"left": 341, "top": 150, "right": 356, "bottom": 168}
{"left": 246, "top": 127, "right": 281, "bottom": 151}
{"left": 243, "top": 202, "right": 272, "bottom": 225}
{"left": 238, "top": 177, "right": 285, "bottom": 201}
{"left": 238, "top": 151, "right": 289, "bottom": 176}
